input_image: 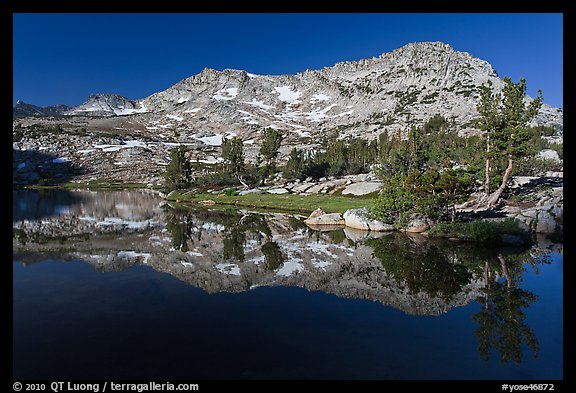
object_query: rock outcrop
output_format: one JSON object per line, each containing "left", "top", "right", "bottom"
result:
{"left": 67, "top": 94, "right": 145, "bottom": 116}
{"left": 343, "top": 208, "right": 393, "bottom": 231}
{"left": 304, "top": 212, "right": 345, "bottom": 226}
{"left": 402, "top": 215, "right": 430, "bottom": 233}
{"left": 536, "top": 149, "right": 561, "bottom": 163}
{"left": 341, "top": 181, "right": 383, "bottom": 196}
{"left": 508, "top": 187, "right": 563, "bottom": 234}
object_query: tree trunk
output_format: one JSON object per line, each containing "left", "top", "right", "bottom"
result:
{"left": 483, "top": 261, "right": 491, "bottom": 309}
{"left": 484, "top": 158, "right": 491, "bottom": 196}
{"left": 498, "top": 254, "right": 513, "bottom": 289}
{"left": 486, "top": 157, "right": 514, "bottom": 208}
{"left": 238, "top": 175, "right": 249, "bottom": 189}
{"left": 484, "top": 135, "right": 491, "bottom": 196}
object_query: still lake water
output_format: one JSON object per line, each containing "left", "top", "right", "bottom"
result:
{"left": 13, "top": 189, "right": 563, "bottom": 379}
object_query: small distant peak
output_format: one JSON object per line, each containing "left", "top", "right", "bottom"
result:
{"left": 195, "top": 67, "right": 221, "bottom": 79}
{"left": 87, "top": 93, "right": 104, "bottom": 101}
{"left": 411, "top": 41, "right": 453, "bottom": 49}
{"left": 390, "top": 41, "right": 455, "bottom": 55}
{"left": 200, "top": 67, "right": 218, "bottom": 74}
{"left": 87, "top": 93, "right": 128, "bottom": 101}
{"left": 223, "top": 69, "right": 261, "bottom": 78}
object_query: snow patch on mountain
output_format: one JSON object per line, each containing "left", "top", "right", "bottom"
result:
{"left": 184, "top": 107, "right": 202, "bottom": 114}
{"left": 245, "top": 99, "right": 275, "bottom": 111}
{"left": 307, "top": 104, "right": 338, "bottom": 122}
{"left": 213, "top": 87, "right": 239, "bottom": 101}
{"left": 14, "top": 41, "right": 563, "bottom": 151}
{"left": 274, "top": 86, "right": 302, "bottom": 104}
{"left": 198, "top": 134, "right": 224, "bottom": 146}
{"left": 215, "top": 263, "right": 241, "bottom": 276}
{"left": 311, "top": 93, "right": 331, "bottom": 102}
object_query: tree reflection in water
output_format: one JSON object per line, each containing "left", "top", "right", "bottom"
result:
{"left": 163, "top": 205, "right": 285, "bottom": 268}
{"left": 367, "top": 233, "right": 473, "bottom": 301}
{"left": 164, "top": 207, "right": 195, "bottom": 252}
{"left": 367, "top": 232, "right": 550, "bottom": 363}
{"left": 473, "top": 252, "right": 550, "bottom": 364}
{"left": 164, "top": 205, "right": 551, "bottom": 364}
{"left": 261, "top": 241, "right": 283, "bottom": 271}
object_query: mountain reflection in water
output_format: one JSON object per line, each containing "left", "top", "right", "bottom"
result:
{"left": 13, "top": 189, "right": 562, "bottom": 378}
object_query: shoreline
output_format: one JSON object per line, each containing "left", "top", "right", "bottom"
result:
{"left": 14, "top": 184, "right": 562, "bottom": 247}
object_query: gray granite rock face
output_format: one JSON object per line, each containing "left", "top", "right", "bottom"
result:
{"left": 343, "top": 208, "right": 393, "bottom": 231}
{"left": 342, "top": 182, "right": 383, "bottom": 196}
{"left": 404, "top": 218, "right": 430, "bottom": 233}
{"left": 12, "top": 41, "right": 563, "bottom": 185}
{"left": 304, "top": 213, "right": 345, "bottom": 226}
{"left": 506, "top": 186, "right": 563, "bottom": 234}
{"left": 14, "top": 41, "right": 563, "bottom": 139}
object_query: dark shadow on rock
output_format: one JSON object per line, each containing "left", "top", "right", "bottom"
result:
{"left": 13, "top": 148, "right": 85, "bottom": 186}
{"left": 458, "top": 208, "right": 509, "bottom": 221}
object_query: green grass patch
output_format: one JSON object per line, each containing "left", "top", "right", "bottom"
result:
{"left": 166, "top": 191, "right": 370, "bottom": 214}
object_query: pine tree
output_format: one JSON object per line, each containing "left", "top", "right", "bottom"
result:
{"left": 259, "top": 127, "right": 283, "bottom": 183}
{"left": 477, "top": 77, "right": 543, "bottom": 208}
{"left": 222, "top": 136, "right": 245, "bottom": 176}
{"left": 163, "top": 146, "right": 191, "bottom": 192}
{"left": 283, "top": 148, "right": 305, "bottom": 180}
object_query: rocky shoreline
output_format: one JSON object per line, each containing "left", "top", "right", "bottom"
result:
{"left": 193, "top": 170, "right": 563, "bottom": 238}
{"left": 303, "top": 189, "right": 562, "bottom": 237}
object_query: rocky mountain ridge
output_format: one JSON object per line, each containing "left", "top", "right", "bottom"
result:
{"left": 14, "top": 41, "right": 563, "bottom": 139}
{"left": 13, "top": 41, "right": 563, "bottom": 185}
{"left": 13, "top": 100, "right": 74, "bottom": 117}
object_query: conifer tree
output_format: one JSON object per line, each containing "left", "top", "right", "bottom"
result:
{"left": 164, "top": 146, "right": 191, "bottom": 191}
{"left": 477, "top": 78, "right": 543, "bottom": 207}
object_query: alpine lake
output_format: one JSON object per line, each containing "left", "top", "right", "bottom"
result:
{"left": 13, "top": 189, "right": 562, "bottom": 380}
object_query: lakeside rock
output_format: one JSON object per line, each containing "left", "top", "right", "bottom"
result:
{"left": 536, "top": 149, "right": 561, "bottom": 163}
{"left": 506, "top": 186, "right": 562, "bottom": 234}
{"left": 341, "top": 181, "right": 383, "bottom": 196}
{"left": 304, "top": 210, "right": 345, "bottom": 226}
{"left": 403, "top": 215, "right": 430, "bottom": 233}
{"left": 307, "top": 208, "right": 326, "bottom": 219}
{"left": 343, "top": 208, "right": 393, "bottom": 231}
{"left": 267, "top": 187, "right": 289, "bottom": 194}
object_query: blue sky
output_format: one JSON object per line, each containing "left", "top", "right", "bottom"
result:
{"left": 13, "top": 13, "right": 563, "bottom": 108}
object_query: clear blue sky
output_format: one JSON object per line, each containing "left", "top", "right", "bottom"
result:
{"left": 13, "top": 13, "right": 563, "bottom": 108}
